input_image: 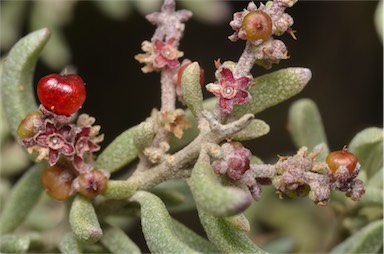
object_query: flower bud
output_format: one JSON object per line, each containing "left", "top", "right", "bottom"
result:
{"left": 73, "top": 169, "right": 109, "bottom": 198}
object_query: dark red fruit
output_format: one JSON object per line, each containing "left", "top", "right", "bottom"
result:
{"left": 37, "top": 74, "right": 86, "bottom": 116}
{"left": 41, "top": 165, "right": 75, "bottom": 201}
{"left": 326, "top": 149, "right": 358, "bottom": 174}
{"left": 242, "top": 10, "right": 273, "bottom": 42}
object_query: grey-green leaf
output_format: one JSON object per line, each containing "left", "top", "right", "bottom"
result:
{"left": 133, "top": 120, "right": 155, "bottom": 151}
{"left": 349, "top": 127, "right": 383, "bottom": 178}
{"left": 102, "top": 179, "right": 139, "bottom": 200}
{"left": 288, "top": 98, "right": 328, "bottom": 151}
{"left": 172, "top": 219, "right": 219, "bottom": 253}
{"left": 0, "top": 234, "right": 31, "bottom": 253}
{"left": 189, "top": 153, "right": 252, "bottom": 217}
{"left": 232, "top": 119, "right": 270, "bottom": 141}
{"left": 101, "top": 225, "right": 141, "bottom": 254}
{"left": 1, "top": 28, "right": 50, "bottom": 138}
{"left": 96, "top": 125, "right": 139, "bottom": 173}
{"left": 0, "top": 163, "right": 45, "bottom": 234}
{"left": 69, "top": 195, "right": 103, "bottom": 243}
{"left": 197, "top": 206, "right": 267, "bottom": 254}
{"left": 59, "top": 233, "right": 82, "bottom": 254}
{"left": 181, "top": 62, "right": 204, "bottom": 118}
{"left": 329, "top": 220, "right": 383, "bottom": 254}
{"left": 130, "top": 191, "right": 200, "bottom": 254}
{"left": 232, "top": 67, "right": 312, "bottom": 118}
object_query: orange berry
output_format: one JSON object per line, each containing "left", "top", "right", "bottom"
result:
{"left": 326, "top": 149, "right": 358, "bottom": 174}
{"left": 242, "top": 10, "right": 272, "bottom": 42}
{"left": 41, "top": 165, "right": 75, "bottom": 201}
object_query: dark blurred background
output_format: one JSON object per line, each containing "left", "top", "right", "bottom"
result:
{"left": 1, "top": 0, "right": 382, "bottom": 161}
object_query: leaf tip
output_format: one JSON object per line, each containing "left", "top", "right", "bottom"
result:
{"left": 296, "top": 67, "right": 312, "bottom": 90}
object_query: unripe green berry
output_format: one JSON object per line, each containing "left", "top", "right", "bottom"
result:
{"left": 17, "top": 111, "right": 43, "bottom": 139}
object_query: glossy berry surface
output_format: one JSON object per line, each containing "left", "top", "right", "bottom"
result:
{"left": 326, "top": 150, "right": 358, "bottom": 174}
{"left": 242, "top": 10, "right": 272, "bottom": 42}
{"left": 41, "top": 165, "right": 75, "bottom": 201}
{"left": 37, "top": 73, "right": 86, "bottom": 116}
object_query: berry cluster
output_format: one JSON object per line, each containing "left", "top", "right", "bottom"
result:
{"left": 17, "top": 73, "right": 108, "bottom": 200}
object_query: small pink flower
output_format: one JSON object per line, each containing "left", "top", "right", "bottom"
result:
{"left": 153, "top": 37, "right": 183, "bottom": 69}
{"left": 34, "top": 121, "right": 75, "bottom": 166}
{"left": 206, "top": 67, "right": 252, "bottom": 114}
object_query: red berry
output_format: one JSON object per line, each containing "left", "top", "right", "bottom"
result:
{"left": 242, "top": 10, "right": 273, "bottom": 42}
{"left": 17, "top": 111, "right": 44, "bottom": 139}
{"left": 41, "top": 165, "right": 75, "bottom": 201}
{"left": 326, "top": 149, "right": 358, "bottom": 174}
{"left": 176, "top": 63, "right": 205, "bottom": 87}
{"left": 37, "top": 73, "right": 86, "bottom": 116}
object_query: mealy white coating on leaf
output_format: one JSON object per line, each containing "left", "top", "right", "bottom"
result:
{"left": 232, "top": 67, "right": 312, "bottom": 117}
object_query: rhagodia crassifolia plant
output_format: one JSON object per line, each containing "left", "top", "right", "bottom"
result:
{"left": 0, "top": 0, "right": 382, "bottom": 253}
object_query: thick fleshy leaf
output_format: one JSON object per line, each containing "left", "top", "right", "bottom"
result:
{"left": 197, "top": 206, "right": 266, "bottom": 254}
{"left": 95, "top": 1, "right": 132, "bottom": 20}
{"left": 232, "top": 68, "right": 312, "bottom": 118}
{"left": 223, "top": 213, "right": 251, "bottom": 232}
{"left": 153, "top": 180, "right": 196, "bottom": 213}
{"left": 189, "top": 153, "right": 252, "bottom": 217}
{"left": 348, "top": 127, "right": 383, "bottom": 178}
{"left": 1, "top": 28, "right": 50, "bottom": 137}
{"left": 101, "top": 225, "right": 141, "bottom": 254}
{"left": 133, "top": 120, "right": 155, "bottom": 151}
{"left": 288, "top": 98, "right": 328, "bottom": 151}
{"left": 69, "top": 195, "right": 103, "bottom": 243}
{"left": 0, "top": 234, "right": 30, "bottom": 253}
{"left": 329, "top": 220, "right": 383, "bottom": 254}
{"left": 130, "top": 191, "right": 200, "bottom": 254}
{"left": 58, "top": 233, "right": 82, "bottom": 254}
{"left": 231, "top": 119, "right": 270, "bottom": 141}
{"left": 172, "top": 219, "right": 219, "bottom": 253}
{"left": 181, "top": 62, "right": 204, "bottom": 118}
{"left": 102, "top": 180, "right": 139, "bottom": 200}
{"left": 0, "top": 163, "right": 45, "bottom": 234}
{"left": 96, "top": 125, "right": 139, "bottom": 173}
{"left": 358, "top": 187, "right": 383, "bottom": 207}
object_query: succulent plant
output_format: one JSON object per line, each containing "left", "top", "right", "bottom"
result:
{"left": 0, "top": 0, "right": 382, "bottom": 253}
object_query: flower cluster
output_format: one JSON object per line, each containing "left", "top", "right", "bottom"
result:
{"left": 212, "top": 142, "right": 252, "bottom": 180}
{"left": 17, "top": 73, "right": 109, "bottom": 201}
{"left": 211, "top": 143, "right": 365, "bottom": 204}
{"left": 272, "top": 147, "right": 365, "bottom": 205}
{"left": 135, "top": 0, "right": 191, "bottom": 73}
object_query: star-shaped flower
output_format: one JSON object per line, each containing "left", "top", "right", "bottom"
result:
{"left": 206, "top": 67, "right": 252, "bottom": 114}
{"left": 34, "top": 120, "right": 75, "bottom": 166}
{"left": 153, "top": 38, "right": 183, "bottom": 69}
